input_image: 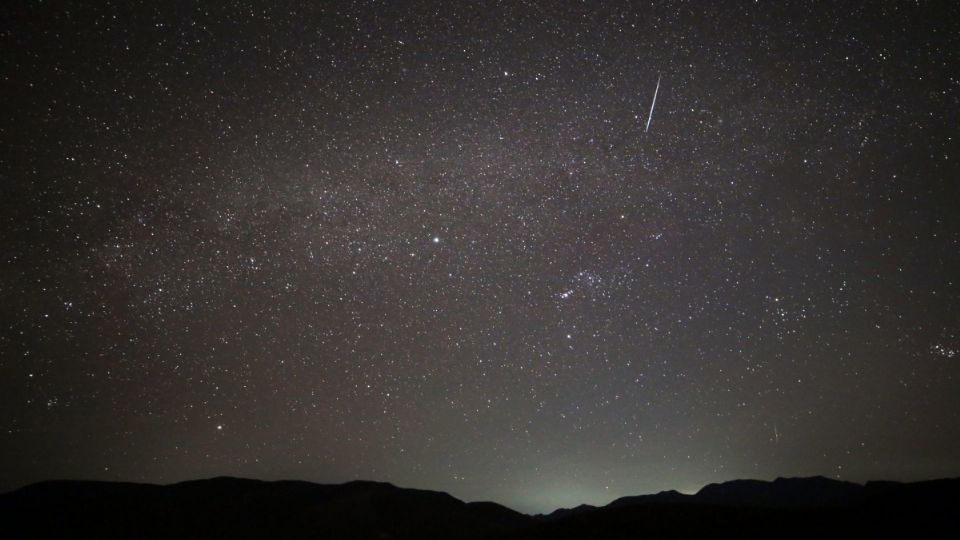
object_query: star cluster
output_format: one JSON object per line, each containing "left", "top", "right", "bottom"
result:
{"left": 1, "top": 1, "right": 958, "bottom": 513}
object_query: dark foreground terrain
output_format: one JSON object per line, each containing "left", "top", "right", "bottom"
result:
{"left": 2, "top": 476, "right": 957, "bottom": 539}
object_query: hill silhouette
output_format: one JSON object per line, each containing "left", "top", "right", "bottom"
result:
{"left": 1, "top": 476, "right": 957, "bottom": 539}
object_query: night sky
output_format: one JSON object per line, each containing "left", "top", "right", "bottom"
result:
{"left": 2, "top": 1, "right": 959, "bottom": 513}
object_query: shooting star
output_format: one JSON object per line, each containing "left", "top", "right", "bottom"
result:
{"left": 645, "top": 74, "right": 661, "bottom": 133}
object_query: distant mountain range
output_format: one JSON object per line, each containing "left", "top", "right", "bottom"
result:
{"left": 2, "top": 475, "right": 957, "bottom": 538}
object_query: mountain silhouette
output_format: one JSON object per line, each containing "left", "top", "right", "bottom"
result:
{"left": 0, "top": 477, "right": 529, "bottom": 540}
{"left": 694, "top": 476, "right": 864, "bottom": 507}
{"left": 1, "top": 476, "right": 957, "bottom": 539}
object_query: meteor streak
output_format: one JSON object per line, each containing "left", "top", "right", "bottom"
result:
{"left": 645, "top": 74, "right": 661, "bottom": 133}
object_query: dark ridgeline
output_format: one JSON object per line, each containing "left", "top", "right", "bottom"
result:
{"left": 1, "top": 476, "right": 957, "bottom": 539}
{"left": 0, "top": 477, "right": 529, "bottom": 539}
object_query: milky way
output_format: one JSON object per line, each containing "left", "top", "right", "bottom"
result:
{"left": 1, "top": 1, "right": 958, "bottom": 513}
